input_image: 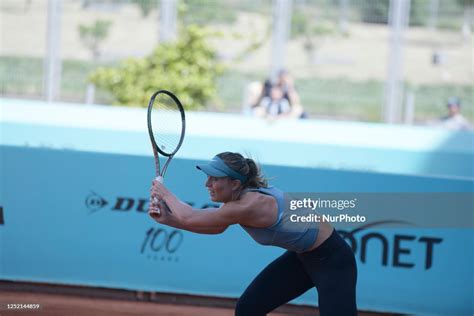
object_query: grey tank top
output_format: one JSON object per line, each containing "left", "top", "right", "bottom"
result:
{"left": 240, "top": 186, "right": 319, "bottom": 253}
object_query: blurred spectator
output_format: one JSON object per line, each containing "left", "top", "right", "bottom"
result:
{"left": 251, "top": 79, "right": 273, "bottom": 109}
{"left": 253, "top": 85, "right": 291, "bottom": 119}
{"left": 438, "top": 97, "right": 471, "bottom": 130}
{"left": 247, "top": 69, "right": 308, "bottom": 120}
{"left": 242, "top": 79, "right": 271, "bottom": 116}
{"left": 276, "top": 69, "right": 300, "bottom": 106}
{"left": 275, "top": 69, "right": 308, "bottom": 119}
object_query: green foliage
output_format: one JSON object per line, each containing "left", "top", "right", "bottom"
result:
{"left": 291, "top": 9, "right": 310, "bottom": 38}
{"left": 291, "top": 8, "right": 336, "bottom": 38}
{"left": 179, "top": 0, "right": 237, "bottom": 26}
{"left": 359, "top": 0, "right": 429, "bottom": 26}
{"left": 360, "top": 0, "right": 389, "bottom": 24}
{"left": 89, "top": 25, "right": 223, "bottom": 110}
{"left": 409, "top": 0, "right": 428, "bottom": 26}
{"left": 291, "top": 7, "right": 336, "bottom": 58}
{"left": 456, "top": 0, "right": 473, "bottom": 7}
{"left": 232, "top": 23, "right": 272, "bottom": 63}
{"left": 132, "top": 0, "right": 155, "bottom": 17}
{"left": 78, "top": 19, "right": 112, "bottom": 59}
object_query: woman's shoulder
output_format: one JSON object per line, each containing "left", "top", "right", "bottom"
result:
{"left": 240, "top": 187, "right": 279, "bottom": 208}
{"left": 218, "top": 188, "right": 278, "bottom": 225}
{"left": 245, "top": 186, "right": 282, "bottom": 195}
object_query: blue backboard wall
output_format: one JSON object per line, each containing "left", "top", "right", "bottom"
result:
{"left": 1, "top": 99, "right": 473, "bottom": 314}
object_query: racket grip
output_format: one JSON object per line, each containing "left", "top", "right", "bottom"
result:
{"left": 151, "top": 176, "right": 163, "bottom": 210}
{"left": 152, "top": 198, "right": 172, "bottom": 214}
{"left": 152, "top": 176, "right": 172, "bottom": 214}
{"left": 152, "top": 197, "right": 161, "bottom": 214}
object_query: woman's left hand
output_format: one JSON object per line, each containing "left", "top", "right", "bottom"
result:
{"left": 149, "top": 179, "right": 183, "bottom": 226}
{"left": 148, "top": 199, "right": 171, "bottom": 223}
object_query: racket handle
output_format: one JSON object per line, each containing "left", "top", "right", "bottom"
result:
{"left": 152, "top": 197, "right": 161, "bottom": 214}
{"left": 152, "top": 175, "right": 162, "bottom": 213}
{"left": 152, "top": 175, "right": 172, "bottom": 214}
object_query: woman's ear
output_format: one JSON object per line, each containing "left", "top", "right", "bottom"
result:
{"left": 231, "top": 179, "right": 243, "bottom": 191}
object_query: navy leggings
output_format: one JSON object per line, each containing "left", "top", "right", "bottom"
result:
{"left": 235, "top": 230, "right": 358, "bottom": 315}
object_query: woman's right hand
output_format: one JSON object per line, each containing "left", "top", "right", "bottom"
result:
{"left": 148, "top": 178, "right": 191, "bottom": 229}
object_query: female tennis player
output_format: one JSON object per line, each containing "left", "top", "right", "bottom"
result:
{"left": 149, "top": 152, "right": 358, "bottom": 315}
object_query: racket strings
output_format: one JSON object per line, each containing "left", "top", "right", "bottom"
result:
{"left": 151, "top": 95, "right": 184, "bottom": 155}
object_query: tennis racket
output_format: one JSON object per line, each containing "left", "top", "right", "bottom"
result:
{"left": 147, "top": 90, "right": 186, "bottom": 213}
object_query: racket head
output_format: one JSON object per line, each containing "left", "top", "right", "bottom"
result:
{"left": 147, "top": 90, "right": 186, "bottom": 157}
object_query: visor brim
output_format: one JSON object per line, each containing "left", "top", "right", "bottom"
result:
{"left": 196, "top": 164, "right": 228, "bottom": 177}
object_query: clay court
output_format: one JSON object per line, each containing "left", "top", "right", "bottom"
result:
{"left": 0, "top": 282, "right": 401, "bottom": 316}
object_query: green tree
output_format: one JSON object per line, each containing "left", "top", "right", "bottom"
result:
{"left": 291, "top": 8, "right": 336, "bottom": 62}
{"left": 78, "top": 19, "right": 112, "bottom": 60}
{"left": 180, "top": 0, "right": 237, "bottom": 26}
{"left": 359, "top": 0, "right": 428, "bottom": 26}
{"left": 89, "top": 25, "right": 223, "bottom": 110}
{"left": 132, "top": 0, "right": 155, "bottom": 18}
{"left": 457, "top": 0, "right": 473, "bottom": 6}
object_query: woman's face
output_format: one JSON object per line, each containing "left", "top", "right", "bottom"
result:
{"left": 205, "top": 176, "right": 238, "bottom": 202}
